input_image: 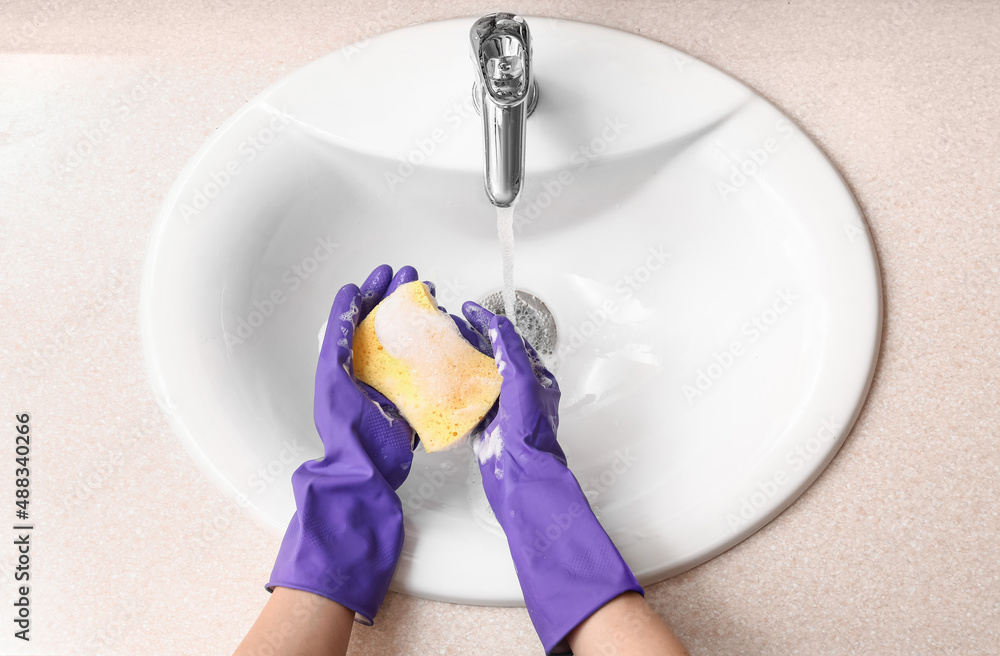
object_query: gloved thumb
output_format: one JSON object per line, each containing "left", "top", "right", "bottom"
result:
{"left": 319, "top": 283, "right": 362, "bottom": 368}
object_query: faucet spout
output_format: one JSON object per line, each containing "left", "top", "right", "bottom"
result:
{"left": 470, "top": 13, "right": 538, "bottom": 208}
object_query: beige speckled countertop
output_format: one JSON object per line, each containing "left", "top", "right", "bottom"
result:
{"left": 1, "top": 1, "right": 998, "bottom": 654}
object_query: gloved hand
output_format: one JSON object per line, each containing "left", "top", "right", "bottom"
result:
{"left": 266, "top": 264, "right": 421, "bottom": 623}
{"left": 461, "top": 302, "right": 644, "bottom": 653}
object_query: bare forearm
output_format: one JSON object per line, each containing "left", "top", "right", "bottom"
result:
{"left": 234, "top": 587, "right": 355, "bottom": 656}
{"left": 567, "top": 591, "right": 688, "bottom": 656}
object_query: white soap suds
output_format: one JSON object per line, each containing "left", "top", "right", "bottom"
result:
{"left": 317, "top": 297, "right": 357, "bottom": 351}
{"left": 493, "top": 342, "right": 507, "bottom": 375}
{"left": 374, "top": 286, "right": 473, "bottom": 407}
{"left": 475, "top": 425, "right": 504, "bottom": 467}
{"left": 339, "top": 297, "right": 359, "bottom": 322}
{"left": 531, "top": 352, "right": 552, "bottom": 387}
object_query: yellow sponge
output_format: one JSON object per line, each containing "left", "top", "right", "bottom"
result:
{"left": 353, "top": 281, "right": 502, "bottom": 452}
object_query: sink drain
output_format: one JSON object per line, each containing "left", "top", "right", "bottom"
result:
{"left": 478, "top": 290, "right": 557, "bottom": 355}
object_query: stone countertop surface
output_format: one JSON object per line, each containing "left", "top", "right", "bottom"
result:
{"left": 1, "top": 1, "right": 998, "bottom": 654}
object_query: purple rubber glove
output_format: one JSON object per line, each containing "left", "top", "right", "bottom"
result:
{"left": 266, "top": 264, "right": 420, "bottom": 623}
{"left": 462, "top": 302, "right": 644, "bottom": 654}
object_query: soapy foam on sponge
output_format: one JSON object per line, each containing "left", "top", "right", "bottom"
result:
{"left": 353, "top": 281, "right": 502, "bottom": 452}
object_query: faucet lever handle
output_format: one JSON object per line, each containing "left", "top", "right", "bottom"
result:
{"left": 470, "top": 13, "right": 537, "bottom": 111}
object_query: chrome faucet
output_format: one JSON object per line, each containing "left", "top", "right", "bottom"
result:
{"left": 470, "top": 13, "right": 538, "bottom": 208}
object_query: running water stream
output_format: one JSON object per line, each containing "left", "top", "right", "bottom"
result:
{"left": 496, "top": 205, "right": 517, "bottom": 328}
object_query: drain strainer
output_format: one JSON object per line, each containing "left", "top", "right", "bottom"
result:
{"left": 479, "top": 290, "right": 557, "bottom": 355}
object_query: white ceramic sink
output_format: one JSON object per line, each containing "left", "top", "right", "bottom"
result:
{"left": 141, "top": 16, "right": 881, "bottom": 605}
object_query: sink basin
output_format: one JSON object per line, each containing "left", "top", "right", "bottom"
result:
{"left": 141, "top": 16, "right": 881, "bottom": 605}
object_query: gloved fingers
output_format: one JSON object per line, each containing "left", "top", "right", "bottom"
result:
{"left": 461, "top": 300, "right": 495, "bottom": 337}
{"left": 359, "top": 264, "right": 394, "bottom": 321}
{"left": 450, "top": 313, "right": 493, "bottom": 357}
{"left": 423, "top": 280, "right": 436, "bottom": 298}
{"left": 467, "top": 302, "right": 557, "bottom": 390}
{"left": 319, "top": 283, "right": 362, "bottom": 369}
{"left": 459, "top": 305, "right": 499, "bottom": 451}
{"left": 525, "top": 341, "right": 558, "bottom": 392}
{"left": 386, "top": 265, "right": 418, "bottom": 296}
{"left": 489, "top": 314, "right": 537, "bottom": 386}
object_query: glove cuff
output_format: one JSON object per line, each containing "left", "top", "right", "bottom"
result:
{"left": 267, "top": 459, "right": 404, "bottom": 624}
{"left": 523, "top": 527, "right": 644, "bottom": 653}
{"left": 493, "top": 459, "right": 643, "bottom": 653}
